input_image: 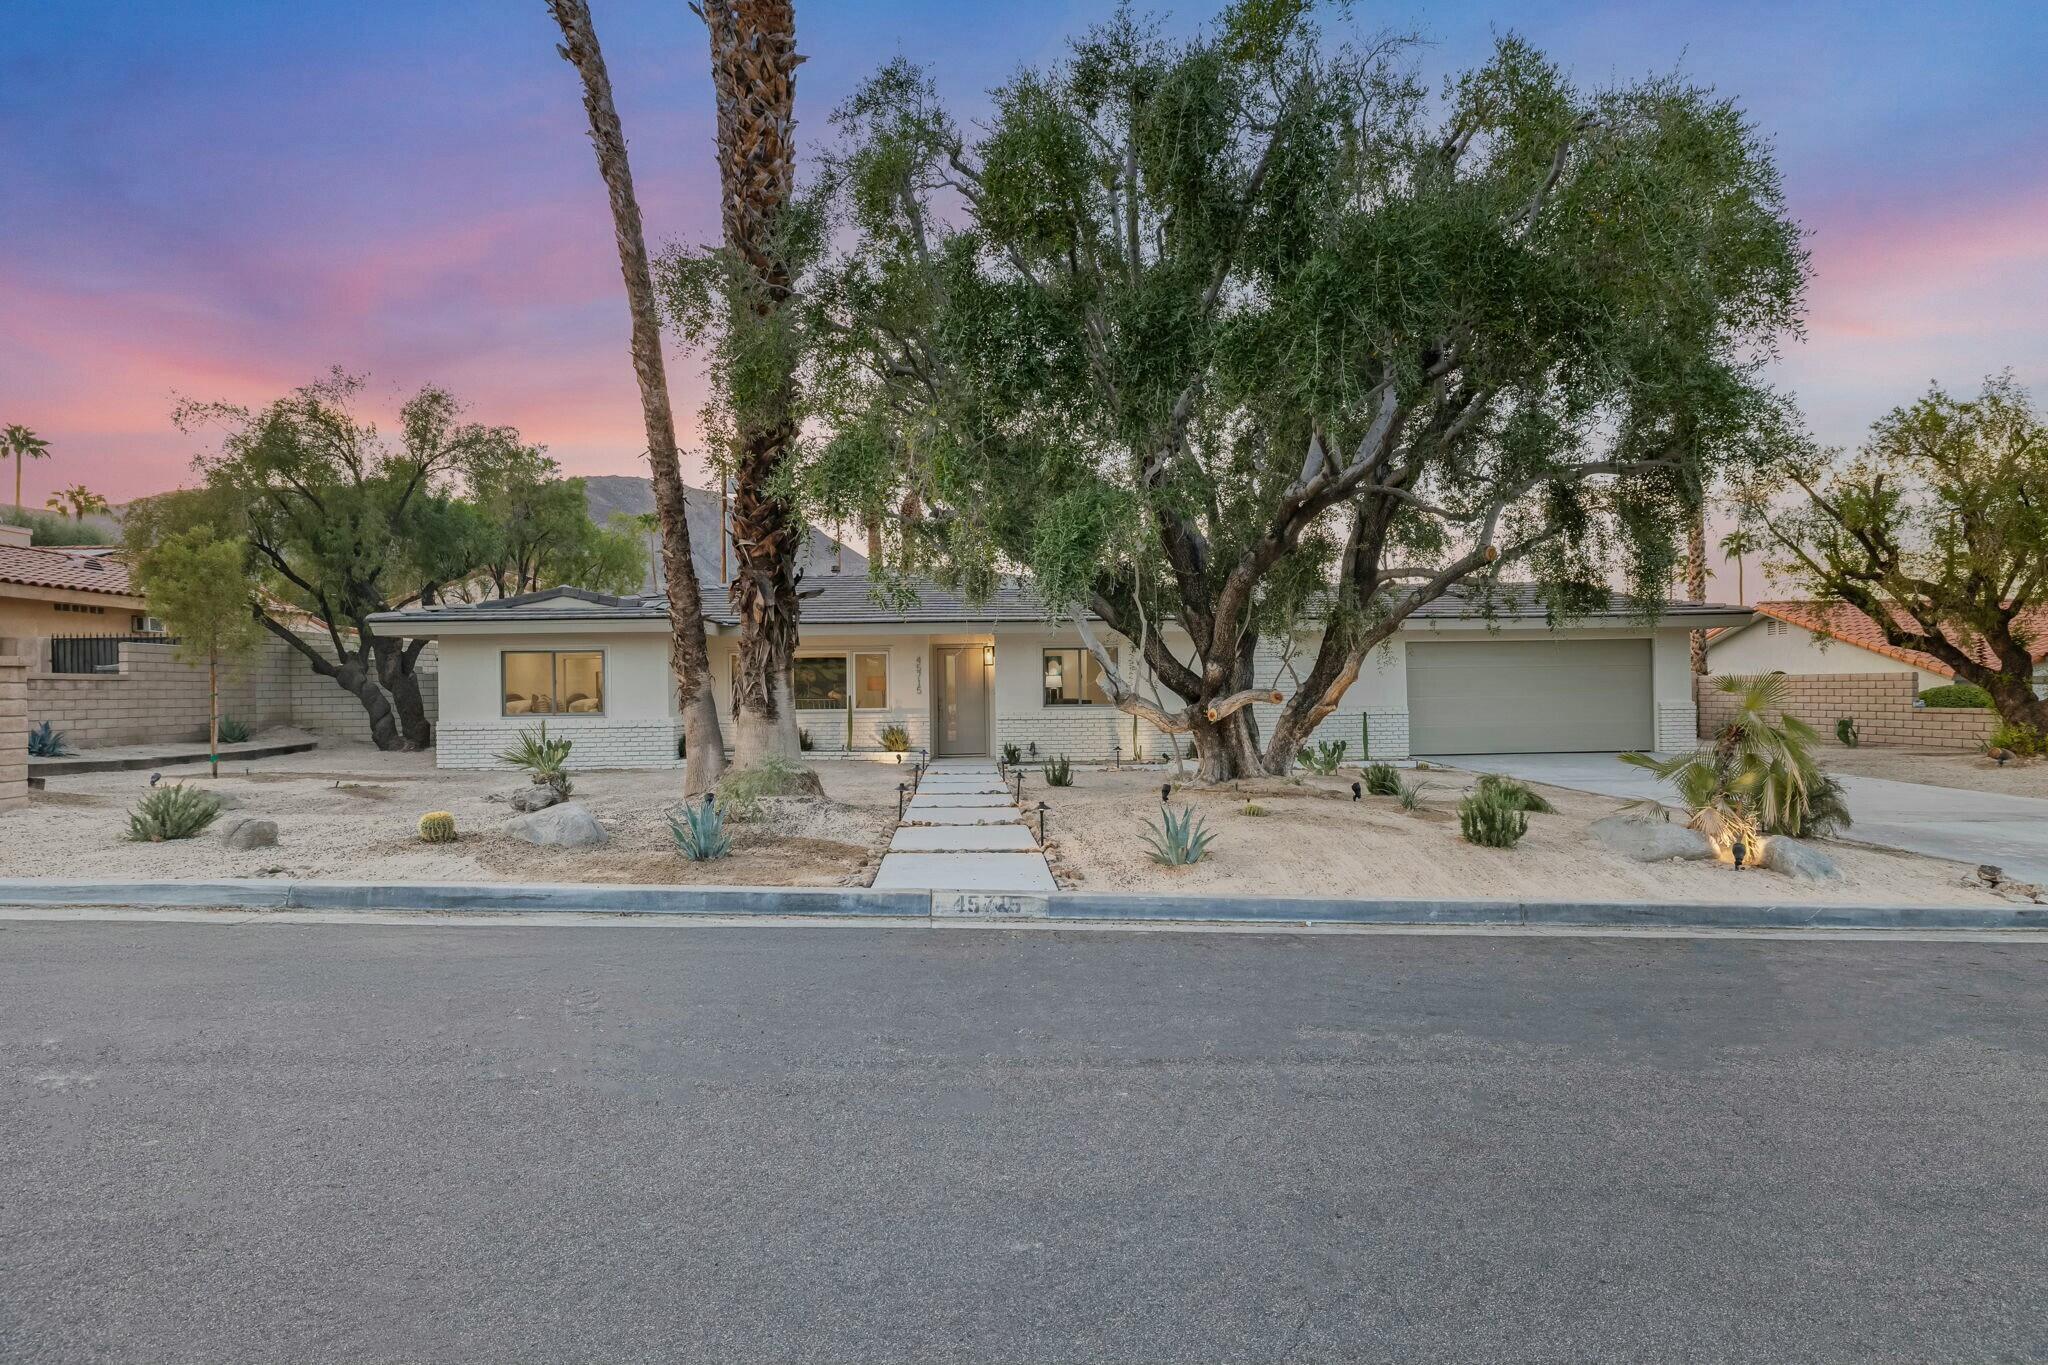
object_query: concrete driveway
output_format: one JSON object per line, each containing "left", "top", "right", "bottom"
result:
{"left": 1437, "top": 751, "right": 2048, "bottom": 884}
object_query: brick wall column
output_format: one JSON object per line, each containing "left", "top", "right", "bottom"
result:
{"left": 0, "top": 639, "right": 28, "bottom": 814}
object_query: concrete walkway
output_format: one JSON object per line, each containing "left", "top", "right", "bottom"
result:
{"left": 1439, "top": 751, "right": 2048, "bottom": 885}
{"left": 871, "top": 759, "right": 1056, "bottom": 892}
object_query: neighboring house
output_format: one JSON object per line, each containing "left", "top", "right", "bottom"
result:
{"left": 1707, "top": 600, "right": 2048, "bottom": 695}
{"left": 0, "top": 523, "right": 158, "bottom": 642}
{"left": 367, "top": 570, "right": 1745, "bottom": 768}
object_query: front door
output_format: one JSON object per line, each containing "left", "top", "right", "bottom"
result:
{"left": 932, "top": 645, "right": 991, "bottom": 756}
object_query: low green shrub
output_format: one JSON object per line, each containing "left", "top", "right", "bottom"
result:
{"left": 1143, "top": 804, "right": 1214, "bottom": 866}
{"left": 1835, "top": 716, "right": 1860, "bottom": 747}
{"left": 1458, "top": 788, "right": 1527, "bottom": 848}
{"left": 668, "top": 798, "right": 732, "bottom": 860}
{"left": 126, "top": 784, "right": 222, "bottom": 842}
{"left": 1919, "top": 683, "right": 1992, "bottom": 709}
{"left": 1363, "top": 762, "right": 1401, "bottom": 796}
{"left": 27, "top": 721, "right": 70, "bottom": 758}
{"left": 1044, "top": 754, "right": 1074, "bottom": 787}
{"left": 879, "top": 723, "right": 912, "bottom": 753}
{"left": 417, "top": 811, "right": 457, "bottom": 843}
{"left": 1474, "top": 773, "right": 1553, "bottom": 813}
{"left": 715, "top": 753, "right": 821, "bottom": 819}
{"left": 1991, "top": 720, "right": 2045, "bottom": 758}
{"left": 1295, "top": 739, "right": 1347, "bottom": 776}
{"left": 216, "top": 715, "right": 251, "bottom": 744}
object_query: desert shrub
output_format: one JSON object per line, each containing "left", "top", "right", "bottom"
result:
{"left": 1143, "top": 804, "right": 1214, "bottom": 866}
{"left": 1474, "top": 773, "right": 1553, "bottom": 813}
{"left": 1624, "top": 673, "right": 1843, "bottom": 840}
{"left": 1295, "top": 739, "right": 1347, "bottom": 776}
{"left": 878, "top": 723, "right": 912, "bottom": 752}
{"left": 1396, "top": 779, "right": 1428, "bottom": 811}
{"left": 216, "top": 715, "right": 251, "bottom": 744}
{"left": 1835, "top": 716, "right": 1859, "bottom": 747}
{"left": 417, "top": 811, "right": 457, "bottom": 843}
{"left": 715, "top": 753, "right": 819, "bottom": 819}
{"left": 496, "top": 723, "right": 573, "bottom": 795}
{"left": 1044, "top": 754, "right": 1074, "bottom": 787}
{"left": 27, "top": 721, "right": 70, "bottom": 758}
{"left": 126, "top": 784, "right": 221, "bottom": 842}
{"left": 1991, "top": 720, "right": 2045, "bottom": 758}
{"left": 1919, "top": 683, "right": 1992, "bottom": 709}
{"left": 1363, "top": 762, "right": 1401, "bottom": 796}
{"left": 0, "top": 506, "right": 114, "bottom": 545}
{"left": 668, "top": 798, "right": 732, "bottom": 860}
{"left": 1458, "top": 788, "right": 1528, "bottom": 848}
{"left": 1000, "top": 742, "right": 1022, "bottom": 766}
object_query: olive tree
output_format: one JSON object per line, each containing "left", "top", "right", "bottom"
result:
{"left": 807, "top": 4, "right": 1807, "bottom": 780}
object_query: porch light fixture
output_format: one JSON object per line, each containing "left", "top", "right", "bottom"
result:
{"left": 983, "top": 644, "right": 994, "bottom": 666}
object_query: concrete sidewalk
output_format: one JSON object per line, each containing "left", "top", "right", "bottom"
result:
{"left": 1442, "top": 751, "right": 2048, "bottom": 885}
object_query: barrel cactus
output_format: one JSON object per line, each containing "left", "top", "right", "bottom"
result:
{"left": 417, "top": 811, "right": 457, "bottom": 844}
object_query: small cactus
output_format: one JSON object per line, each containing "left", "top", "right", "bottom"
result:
{"left": 1044, "top": 754, "right": 1074, "bottom": 787}
{"left": 417, "top": 811, "right": 457, "bottom": 844}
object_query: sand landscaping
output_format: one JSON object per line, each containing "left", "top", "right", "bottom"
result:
{"left": 1820, "top": 745, "right": 2048, "bottom": 800}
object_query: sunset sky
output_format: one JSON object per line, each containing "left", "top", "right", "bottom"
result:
{"left": 4, "top": 1, "right": 2044, "bottom": 593}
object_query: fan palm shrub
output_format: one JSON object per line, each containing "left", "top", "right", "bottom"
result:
{"left": 496, "top": 723, "right": 574, "bottom": 796}
{"left": 1622, "top": 674, "right": 1850, "bottom": 842}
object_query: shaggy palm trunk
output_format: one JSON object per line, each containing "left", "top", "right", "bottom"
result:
{"left": 703, "top": 0, "right": 805, "bottom": 769}
{"left": 1687, "top": 514, "right": 1708, "bottom": 675}
{"left": 549, "top": 0, "right": 727, "bottom": 793}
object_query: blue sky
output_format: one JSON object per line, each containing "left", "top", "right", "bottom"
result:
{"left": 3, "top": 1, "right": 2043, "bottom": 593}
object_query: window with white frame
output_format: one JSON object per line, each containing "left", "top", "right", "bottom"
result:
{"left": 1042, "top": 647, "right": 1111, "bottom": 706}
{"left": 502, "top": 650, "right": 604, "bottom": 715}
{"left": 787, "top": 651, "right": 889, "bottom": 712}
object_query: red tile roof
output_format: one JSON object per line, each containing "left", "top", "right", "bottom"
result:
{"left": 1747, "top": 599, "right": 2048, "bottom": 677}
{"left": 0, "top": 542, "right": 138, "bottom": 597}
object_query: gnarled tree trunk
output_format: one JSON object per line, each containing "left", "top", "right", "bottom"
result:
{"left": 549, "top": 0, "right": 727, "bottom": 793}
{"left": 701, "top": 0, "right": 805, "bottom": 768}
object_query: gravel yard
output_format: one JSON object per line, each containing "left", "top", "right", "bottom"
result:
{"left": 1032, "top": 762, "right": 2012, "bottom": 907}
{"left": 5, "top": 740, "right": 906, "bottom": 886}
{"left": 1821, "top": 745, "right": 2048, "bottom": 799}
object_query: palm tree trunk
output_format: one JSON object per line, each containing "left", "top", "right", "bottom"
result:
{"left": 701, "top": 0, "right": 805, "bottom": 769}
{"left": 548, "top": 0, "right": 727, "bottom": 794}
{"left": 1687, "top": 514, "right": 1708, "bottom": 675}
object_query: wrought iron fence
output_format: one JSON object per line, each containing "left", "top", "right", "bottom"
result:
{"left": 46, "top": 633, "right": 176, "bottom": 675}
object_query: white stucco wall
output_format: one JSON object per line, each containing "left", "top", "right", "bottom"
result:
{"left": 1706, "top": 619, "right": 1948, "bottom": 690}
{"left": 434, "top": 629, "right": 681, "bottom": 769}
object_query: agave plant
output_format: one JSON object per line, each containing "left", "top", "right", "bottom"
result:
{"left": 1623, "top": 673, "right": 1850, "bottom": 840}
{"left": 1143, "top": 803, "right": 1214, "bottom": 866}
{"left": 668, "top": 797, "right": 732, "bottom": 861}
{"left": 27, "top": 721, "right": 70, "bottom": 758}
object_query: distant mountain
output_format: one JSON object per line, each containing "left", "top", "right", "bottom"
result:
{"left": 579, "top": 474, "right": 866, "bottom": 594}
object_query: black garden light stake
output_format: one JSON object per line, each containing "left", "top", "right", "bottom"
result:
{"left": 1034, "top": 800, "right": 1049, "bottom": 846}
{"left": 1160, "top": 781, "right": 1171, "bottom": 804}
{"left": 897, "top": 782, "right": 908, "bottom": 821}
{"left": 1111, "top": 742, "right": 1120, "bottom": 770}
{"left": 1013, "top": 768, "right": 1025, "bottom": 803}
{"left": 1351, "top": 780, "right": 1362, "bottom": 800}
{"left": 1731, "top": 835, "right": 1749, "bottom": 870}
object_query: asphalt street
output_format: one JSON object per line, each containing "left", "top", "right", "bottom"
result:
{"left": 3, "top": 919, "right": 2044, "bottom": 1363}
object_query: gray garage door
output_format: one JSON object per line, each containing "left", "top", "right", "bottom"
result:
{"left": 1407, "top": 638, "right": 1653, "bottom": 754}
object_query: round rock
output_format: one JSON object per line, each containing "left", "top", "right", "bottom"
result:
{"left": 503, "top": 801, "right": 608, "bottom": 848}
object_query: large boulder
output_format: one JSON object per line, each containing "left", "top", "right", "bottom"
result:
{"left": 1761, "top": 836, "right": 1843, "bottom": 882}
{"left": 216, "top": 814, "right": 278, "bottom": 851}
{"left": 508, "top": 784, "right": 565, "bottom": 813}
{"left": 504, "top": 802, "right": 608, "bottom": 849}
{"left": 1589, "top": 814, "right": 1713, "bottom": 863}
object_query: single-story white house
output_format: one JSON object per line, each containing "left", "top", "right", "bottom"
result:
{"left": 367, "top": 571, "right": 1745, "bottom": 768}
{"left": 1706, "top": 600, "right": 2048, "bottom": 694}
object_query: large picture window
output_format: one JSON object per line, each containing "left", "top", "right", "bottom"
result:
{"left": 502, "top": 650, "right": 605, "bottom": 715}
{"left": 1042, "top": 648, "right": 1110, "bottom": 706}
{"left": 793, "top": 656, "right": 849, "bottom": 711}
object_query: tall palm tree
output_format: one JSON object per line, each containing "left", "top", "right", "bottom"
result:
{"left": 697, "top": 0, "right": 806, "bottom": 766}
{"left": 1718, "top": 524, "right": 1761, "bottom": 605}
{"left": 2, "top": 424, "right": 50, "bottom": 513}
{"left": 546, "top": 0, "right": 727, "bottom": 793}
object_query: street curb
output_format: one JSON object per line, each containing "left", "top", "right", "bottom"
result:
{"left": 0, "top": 879, "right": 2040, "bottom": 931}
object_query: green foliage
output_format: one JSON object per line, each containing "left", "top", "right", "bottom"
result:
{"left": 1396, "top": 779, "right": 1428, "bottom": 812}
{"left": 216, "top": 716, "right": 251, "bottom": 744}
{"left": 1363, "top": 763, "right": 1402, "bottom": 797}
{"left": 1144, "top": 804, "right": 1215, "bottom": 866}
{"left": 1000, "top": 742, "right": 1023, "bottom": 766}
{"left": 811, "top": 19, "right": 1807, "bottom": 777}
{"left": 1458, "top": 788, "right": 1529, "bottom": 848}
{"left": 495, "top": 723, "right": 573, "bottom": 794}
{"left": 27, "top": 721, "right": 70, "bottom": 757}
{"left": 1835, "top": 716, "right": 1860, "bottom": 747}
{"left": 132, "top": 523, "right": 266, "bottom": 672}
{"left": 716, "top": 754, "right": 814, "bottom": 820}
{"left": 417, "top": 811, "right": 457, "bottom": 843}
{"left": 1623, "top": 673, "right": 1850, "bottom": 839}
{"left": 1762, "top": 374, "right": 2048, "bottom": 734}
{"left": 126, "top": 784, "right": 222, "bottom": 842}
{"left": 878, "top": 723, "right": 912, "bottom": 752}
{"left": 0, "top": 505, "right": 114, "bottom": 545}
{"left": 1044, "top": 754, "right": 1074, "bottom": 786}
{"left": 1991, "top": 721, "right": 2045, "bottom": 758}
{"left": 461, "top": 442, "right": 645, "bottom": 598}
{"left": 1474, "top": 774, "right": 1554, "bottom": 814}
{"left": 1295, "top": 739, "right": 1347, "bottom": 776}
{"left": 668, "top": 798, "right": 733, "bottom": 861}
{"left": 1920, "top": 683, "right": 1992, "bottom": 710}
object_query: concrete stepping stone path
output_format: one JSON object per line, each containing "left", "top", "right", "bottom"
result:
{"left": 871, "top": 760, "right": 1055, "bottom": 892}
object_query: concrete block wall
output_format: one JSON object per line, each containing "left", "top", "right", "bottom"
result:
{"left": 1698, "top": 672, "right": 1997, "bottom": 751}
{"left": 288, "top": 642, "right": 440, "bottom": 744}
{"left": 0, "top": 641, "right": 27, "bottom": 814}
{"left": 437, "top": 716, "right": 682, "bottom": 770}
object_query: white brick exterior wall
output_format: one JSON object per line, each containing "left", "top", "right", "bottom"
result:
{"left": 1655, "top": 700, "right": 1698, "bottom": 754}
{"left": 437, "top": 716, "right": 683, "bottom": 770}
